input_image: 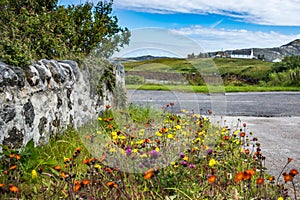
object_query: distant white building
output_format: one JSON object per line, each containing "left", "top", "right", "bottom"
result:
{"left": 230, "top": 49, "right": 256, "bottom": 59}
{"left": 272, "top": 58, "right": 282, "bottom": 62}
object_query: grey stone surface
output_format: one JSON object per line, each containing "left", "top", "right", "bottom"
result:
{"left": 0, "top": 59, "right": 125, "bottom": 147}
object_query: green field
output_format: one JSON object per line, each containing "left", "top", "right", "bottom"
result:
{"left": 122, "top": 57, "right": 273, "bottom": 82}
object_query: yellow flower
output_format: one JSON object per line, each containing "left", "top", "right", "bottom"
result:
{"left": 183, "top": 156, "right": 189, "bottom": 161}
{"left": 140, "top": 153, "right": 147, "bottom": 158}
{"left": 277, "top": 197, "right": 284, "bottom": 200}
{"left": 98, "top": 117, "right": 102, "bottom": 121}
{"left": 32, "top": 170, "right": 38, "bottom": 179}
{"left": 94, "top": 164, "right": 101, "bottom": 170}
{"left": 156, "top": 131, "right": 162, "bottom": 137}
{"left": 139, "top": 129, "right": 145, "bottom": 136}
{"left": 118, "top": 135, "right": 126, "bottom": 140}
{"left": 110, "top": 148, "right": 116, "bottom": 153}
{"left": 194, "top": 114, "right": 201, "bottom": 118}
{"left": 136, "top": 140, "right": 144, "bottom": 145}
{"left": 64, "top": 157, "right": 71, "bottom": 163}
{"left": 175, "top": 125, "right": 181, "bottom": 130}
{"left": 155, "top": 147, "right": 160, "bottom": 152}
{"left": 167, "top": 134, "right": 174, "bottom": 139}
{"left": 209, "top": 159, "right": 216, "bottom": 167}
{"left": 133, "top": 149, "right": 138, "bottom": 153}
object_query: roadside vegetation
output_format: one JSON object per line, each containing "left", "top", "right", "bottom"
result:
{"left": 0, "top": 105, "right": 298, "bottom": 199}
{"left": 123, "top": 56, "right": 300, "bottom": 92}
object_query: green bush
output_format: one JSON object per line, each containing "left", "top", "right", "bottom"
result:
{"left": 0, "top": 0, "right": 130, "bottom": 68}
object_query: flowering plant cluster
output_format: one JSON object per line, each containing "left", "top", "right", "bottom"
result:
{"left": 0, "top": 104, "right": 298, "bottom": 199}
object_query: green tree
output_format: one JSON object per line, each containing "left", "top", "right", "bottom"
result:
{"left": 0, "top": 0, "right": 130, "bottom": 68}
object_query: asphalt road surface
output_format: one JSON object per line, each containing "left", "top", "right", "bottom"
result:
{"left": 127, "top": 90, "right": 300, "bottom": 194}
{"left": 127, "top": 90, "right": 300, "bottom": 117}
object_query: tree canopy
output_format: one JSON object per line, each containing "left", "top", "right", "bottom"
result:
{"left": 0, "top": 0, "right": 130, "bottom": 68}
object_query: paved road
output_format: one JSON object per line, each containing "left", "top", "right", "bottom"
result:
{"left": 127, "top": 90, "right": 300, "bottom": 193}
{"left": 127, "top": 90, "right": 300, "bottom": 116}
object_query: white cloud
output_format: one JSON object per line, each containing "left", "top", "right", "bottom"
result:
{"left": 171, "top": 26, "right": 300, "bottom": 52}
{"left": 113, "top": 0, "right": 300, "bottom": 25}
{"left": 113, "top": 27, "right": 300, "bottom": 58}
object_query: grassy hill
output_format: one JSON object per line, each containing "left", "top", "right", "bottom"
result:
{"left": 122, "top": 57, "right": 273, "bottom": 86}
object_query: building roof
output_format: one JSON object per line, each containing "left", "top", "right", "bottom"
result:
{"left": 231, "top": 49, "right": 252, "bottom": 55}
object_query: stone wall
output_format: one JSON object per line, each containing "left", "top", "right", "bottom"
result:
{"left": 0, "top": 59, "right": 126, "bottom": 148}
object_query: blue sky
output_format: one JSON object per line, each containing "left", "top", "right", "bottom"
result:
{"left": 59, "top": 0, "right": 300, "bottom": 57}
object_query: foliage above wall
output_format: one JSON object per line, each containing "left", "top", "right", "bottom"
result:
{"left": 0, "top": 0, "right": 130, "bottom": 68}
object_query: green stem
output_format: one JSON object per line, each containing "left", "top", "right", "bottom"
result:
{"left": 164, "top": 187, "right": 192, "bottom": 200}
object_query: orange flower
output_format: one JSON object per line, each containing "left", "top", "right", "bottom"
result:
{"left": 60, "top": 172, "right": 68, "bottom": 179}
{"left": 208, "top": 175, "right": 217, "bottom": 183}
{"left": 74, "top": 183, "right": 81, "bottom": 192}
{"left": 15, "top": 154, "right": 21, "bottom": 160}
{"left": 245, "top": 169, "right": 255, "bottom": 176}
{"left": 83, "top": 158, "right": 95, "bottom": 165}
{"left": 105, "top": 167, "right": 113, "bottom": 174}
{"left": 235, "top": 172, "right": 244, "bottom": 182}
{"left": 283, "top": 172, "right": 293, "bottom": 182}
{"left": 9, "top": 154, "right": 15, "bottom": 158}
{"left": 144, "top": 138, "right": 151, "bottom": 143}
{"left": 256, "top": 177, "right": 264, "bottom": 185}
{"left": 9, "top": 165, "right": 17, "bottom": 170}
{"left": 243, "top": 171, "right": 252, "bottom": 181}
{"left": 235, "top": 169, "right": 255, "bottom": 182}
{"left": 244, "top": 149, "right": 250, "bottom": 154}
{"left": 268, "top": 176, "right": 275, "bottom": 181}
{"left": 223, "top": 135, "right": 230, "bottom": 140}
{"left": 289, "top": 169, "right": 299, "bottom": 177}
{"left": 9, "top": 185, "right": 19, "bottom": 193}
{"left": 0, "top": 183, "right": 4, "bottom": 187}
{"left": 82, "top": 179, "right": 90, "bottom": 186}
{"left": 104, "top": 117, "right": 113, "bottom": 122}
{"left": 106, "top": 104, "right": 111, "bottom": 109}
{"left": 107, "top": 124, "right": 114, "bottom": 129}
{"left": 143, "top": 168, "right": 156, "bottom": 180}
{"left": 106, "top": 181, "right": 119, "bottom": 189}
{"left": 54, "top": 165, "right": 61, "bottom": 171}
{"left": 240, "top": 132, "right": 246, "bottom": 137}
